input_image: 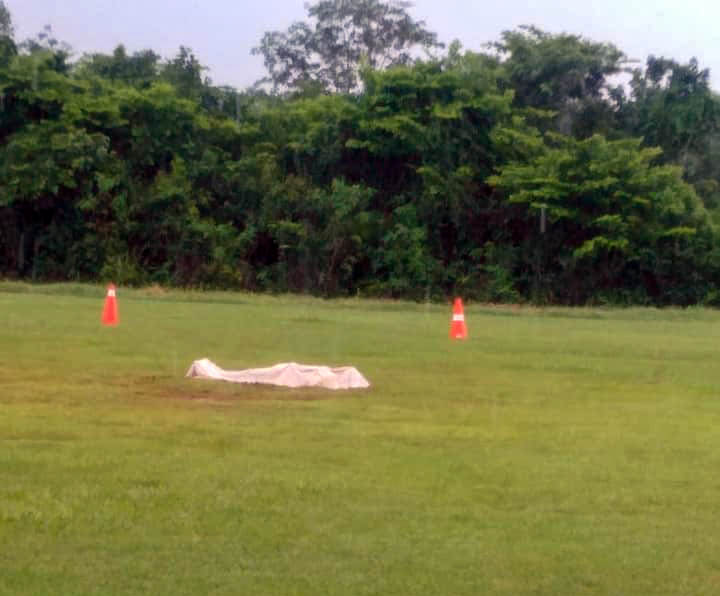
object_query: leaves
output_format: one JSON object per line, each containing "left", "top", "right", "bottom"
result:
{"left": 253, "top": 0, "right": 443, "bottom": 94}
{"left": 490, "top": 133, "right": 712, "bottom": 302}
{"left": 1, "top": 19, "right": 720, "bottom": 304}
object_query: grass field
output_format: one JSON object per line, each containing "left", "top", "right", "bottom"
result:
{"left": 2, "top": 282, "right": 720, "bottom": 595}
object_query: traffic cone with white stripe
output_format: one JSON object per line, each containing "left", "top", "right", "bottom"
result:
{"left": 101, "top": 284, "right": 119, "bottom": 326}
{"left": 449, "top": 297, "right": 467, "bottom": 340}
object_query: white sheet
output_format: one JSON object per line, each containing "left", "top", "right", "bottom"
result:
{"left": 186, "top": 358, "right": 370, "bottom": 390}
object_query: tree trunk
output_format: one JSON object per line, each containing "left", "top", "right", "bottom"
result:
{"left": 17, "top": 232, "right": 24, "bottom": 273}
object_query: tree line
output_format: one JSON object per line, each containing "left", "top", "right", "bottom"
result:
{"left": 2, "top": 0, "right": 720, "bottom": 305}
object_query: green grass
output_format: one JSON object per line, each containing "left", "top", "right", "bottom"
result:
{"left": 2, "top": 283, "right": 720, "bottom": 595}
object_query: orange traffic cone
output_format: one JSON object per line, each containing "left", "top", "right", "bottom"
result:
{"left": 449, "top": 297, "right": 468, "bottom": 339}
{"left": 101, "top": 284, "right": 119, "bottom": 326}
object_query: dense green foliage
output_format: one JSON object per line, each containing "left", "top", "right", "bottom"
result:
{"left": 2, "top": 1, "right": 720, "bottom": 304}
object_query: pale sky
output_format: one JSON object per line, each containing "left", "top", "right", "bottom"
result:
{"left": 7, "top": 0, "right": 720, "bottom": 90}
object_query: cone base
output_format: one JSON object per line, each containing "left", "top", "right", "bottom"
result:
{"left": 450, "top": 323, "right": 468, "bottom": 340}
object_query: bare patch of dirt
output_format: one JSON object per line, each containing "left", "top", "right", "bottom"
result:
{"left": 111, "top": 375, "right": 360, "bottom": 406}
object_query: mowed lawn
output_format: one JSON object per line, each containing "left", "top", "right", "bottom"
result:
{"left": 2, "top": 284, "right": 720, "bottom": 595}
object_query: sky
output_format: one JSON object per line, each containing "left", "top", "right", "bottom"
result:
{"left": 7, "top": 0, "right": 720, "bottom": 90}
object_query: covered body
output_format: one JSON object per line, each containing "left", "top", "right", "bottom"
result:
{"left": 186, "top": 359, "right": 370, "bottom": 390}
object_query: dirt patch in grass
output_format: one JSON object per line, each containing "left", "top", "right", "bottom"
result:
{"left": 111, "top": 375, "right": 364, "bottom": 405}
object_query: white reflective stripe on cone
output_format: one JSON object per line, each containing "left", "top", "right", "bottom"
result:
{"left": 108, "top": 290, "right": 116, "bottom": 297}
{"left": 452, "top": 314, "right": 464, "bottom": 322}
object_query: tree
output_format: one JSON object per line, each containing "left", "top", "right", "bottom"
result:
{"left": 621, "top": 57, "right": 720, "bottom": 178}
{"left": 253, "top": 0, "right": 443, "bottom": 94}
{"left": 160, "top": 46, "right": 208, "bottom": 100}
{"left": 489, "top": 134, "right": 713, "bottom": 303}
{"left": 347, "top": 52, "right": 543, "bottom": 296}
{"left": 492, "top": 26, "right": 627, "bottom": 137}
{"left": 0, "top": 0, "right": 12, "bottom": 38}
{"left": 19, "top": 25, "right": 73, "bottom": 73}
{"left": 0, "top": 0, "right": 15, "bottom": 65}
{"left": 76, "top": 45, "right": 160, "bottom": 88}
{"left": 616, "top": 56, "right": 720, "bottom": 216}
{"left": 3, "top": 15, "right": 720, "bottom": 304}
